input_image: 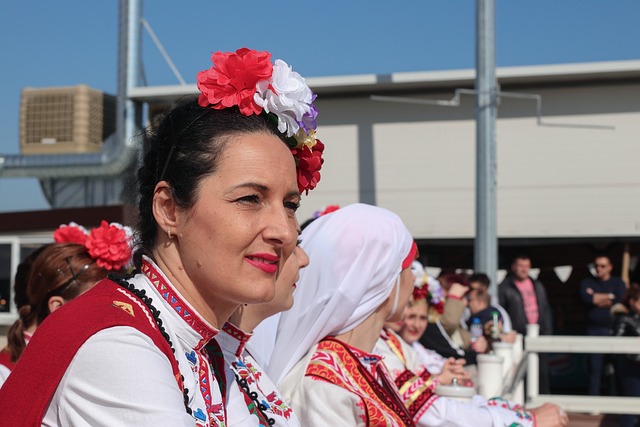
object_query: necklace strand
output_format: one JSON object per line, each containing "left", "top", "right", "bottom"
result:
{"left": 234, "top": 372, "right": 276, "bottom": 426}
{"left": 110, "top": 273, "right": 275, "bottom": 426}
{"left": 109, "top": 273, "right": 192, "bottom": 415}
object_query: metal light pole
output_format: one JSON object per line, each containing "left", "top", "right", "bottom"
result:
{"left": 475, "top": 0, "right": 498, "bottom": 296}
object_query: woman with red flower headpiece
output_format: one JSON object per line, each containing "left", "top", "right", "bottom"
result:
{"left": 0, "top": 48, "right": 324, "bottom": 427}
{"left": 0, "top": 220, "right": 131, "bottom": 389}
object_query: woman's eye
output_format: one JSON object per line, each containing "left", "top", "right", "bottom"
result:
{"left": 284, "top": 200, "right": 300, "bottom": 213}
{"left": 236, "top": 195, "right": 260, "bottom": 204}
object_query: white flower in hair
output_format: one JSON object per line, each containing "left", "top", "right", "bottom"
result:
{"left": 254, "top": 59, "right": 313, "bottom": 137}
{"left": 411, "top": 260, "right": 427, "bottom": 288}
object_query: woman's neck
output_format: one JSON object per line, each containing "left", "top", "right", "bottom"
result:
{"left": 334, "top": 310, "right": 387, "bottom": 353}
{"left": 151, "top": 249, "right": 234, "bottom": 329}
{"left": 228, "top": 306, "right": 263, "bottom": 333}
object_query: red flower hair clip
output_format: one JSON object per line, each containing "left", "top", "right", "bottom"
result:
{"left": 54, "top": 220, "right": 133, "bottom": 271}
{"left": 197, "top": 48, "right": 324, "bottom": 195}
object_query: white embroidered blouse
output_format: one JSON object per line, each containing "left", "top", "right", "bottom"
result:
{"left": 376, "top": 329, "right": 535, "bottom": 427}
{"left": 218, "top": 322, "right": 301, "bottom": 427}
{"left": 43, "top": 258, "right": 226, "bottom": 427}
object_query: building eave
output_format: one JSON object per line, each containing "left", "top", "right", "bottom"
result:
{"left": 128, "top": 59, "right": 640, "bottom": 103}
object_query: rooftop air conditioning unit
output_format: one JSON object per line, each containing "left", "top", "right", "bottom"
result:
{"left": 19, "top": 84, "right": 116, "bottom": 155}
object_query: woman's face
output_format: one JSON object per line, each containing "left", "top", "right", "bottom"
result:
{"left": 252, "top": 244, "right": 310, "bottom": 320}
{"left": 175, "top": 132, "right": 300, "bottom": 318}
{"left": 399, "top": 301, "right": 428, "bottom": 344}
{"left": 386, "top": 267, "right": 415, "bottom": 323}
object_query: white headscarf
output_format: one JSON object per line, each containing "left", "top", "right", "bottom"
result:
{"left": 267, "top": 203, "right": 414, "bottom": 385}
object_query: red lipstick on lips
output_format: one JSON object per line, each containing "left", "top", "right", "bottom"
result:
{"left": 245, "top": 253, "right": 279, "bottom": 274}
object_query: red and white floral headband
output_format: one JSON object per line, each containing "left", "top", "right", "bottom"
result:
{"left": 197, "top": 48, "right": 324, "bottom": 195}
{"left": 53, "top": 221, "right": 133, "bottom": 271}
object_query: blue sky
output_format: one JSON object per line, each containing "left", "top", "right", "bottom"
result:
{"left": 1, "top": 0, "right": 639, "bottom": 212}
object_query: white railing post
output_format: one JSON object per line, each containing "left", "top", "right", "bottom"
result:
{"left": 477, "top": 353, "right": 504, "bottom": 399}
{"left": 526, "top": 324, "right": 540, "bottom": 400}
{"left": 513, "top": 333, "right": 525, "bottom": 405}
{"left": 493, "top": 341, "right": 513, "bottom": 381}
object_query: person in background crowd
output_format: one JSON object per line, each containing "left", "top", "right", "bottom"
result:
{"left": 579, "top": 254, "right": 627, "bottom": 396}
{"left": 468, "top": 273, "right": 512, "bottom": 333}
{"left": 466, "top": 288, "right": 516, "bottom": 349}
{"left": 0, "top": 243, "right": 51, "bottom": 385}
{"left": 392, "top": 261, "right": 448, "bottom": 374}
{"left": 380, "top": 276, "right": 566, "bottom": 427}
{"left": 499, "top": 254, "right": 552, "bottom": 394}
{"left": 611, "top": 283, "right": 640, "bottom": 427}
{"left": 419, "top": 273, "right": 488, "bottom": 366}
{"left": 0, "top": 221, "right": 130, "bottom": 389}
{"left": 438, "top": 273, "right": 475, "bottom": 351}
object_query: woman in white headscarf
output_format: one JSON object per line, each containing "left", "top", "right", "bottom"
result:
{"left": 269, "top": 203, "right": 568, "bottom": 427}
{"left": 269, "top": 203, "right": 417, "bottom": 426}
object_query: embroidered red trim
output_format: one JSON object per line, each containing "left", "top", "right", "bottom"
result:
{"left": 306, "top": 337, "right": 414, "bottom": 426}
{"left": 142, "top": 260, "right": 218, "bottom": 347}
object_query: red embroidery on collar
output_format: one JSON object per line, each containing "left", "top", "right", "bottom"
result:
{"left": 222, "top": 323, "right": 252, "bottom": 357}
{"left": 142, "top": 260, "right": 217, "bottom": 347}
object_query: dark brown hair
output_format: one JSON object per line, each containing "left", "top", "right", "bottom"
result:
{"left": 135, "top": 98, "right": 287, "bottom": 266}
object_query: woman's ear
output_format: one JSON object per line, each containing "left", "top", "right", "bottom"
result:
{"left": 153, "top": 180, "right": 179, "bottom": 236}
{"left": 48, "top": 296, "right": 65, "bottom": 314}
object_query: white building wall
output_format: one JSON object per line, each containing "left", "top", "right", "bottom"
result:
{"left": 298, "top": 82, "right": 640, "bottom": 239}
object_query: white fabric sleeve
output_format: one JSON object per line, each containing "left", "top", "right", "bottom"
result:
{"left": 43, "top": 326, "right": 194, "bottom": 427}
{"left": 287, "top": 377, "right": 365, "bottom": 427}
{"left": 418, "top": 395, "right": 534, "bottom": 427}
{"left": 0, "top": 364, "right": 11, "bottom": 388}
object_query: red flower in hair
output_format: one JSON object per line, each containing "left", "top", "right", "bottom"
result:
{"left": 292, "top": 139, "right": 325, "bottom": 195}
{"left": 432, "top": 301, "right": 445, "bottom": 314}
{"left": 197, "top": 48, "right": 273, "bottom": 116}
{"left": 53, "top": 222, "right": 88, "bottom": 245}
{"left": 85, "top": 221, "right": 132, "bottom": 271}
{"left": 412, "top": 286, "right": 429, "bottom": 302}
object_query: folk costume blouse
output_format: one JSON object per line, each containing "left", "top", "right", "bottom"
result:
{"left": 280, "top": 337, "right": 415, "bottom": 427}
{"left": 410, "top": 341, "right": 446, "bottom": 375}
{"left": 218, "top": 322, "right": 300, "bottom": 427}
{"left": 377, "top": 328, "right": 535, "bottom": 427}
{"left": 0, "top": 331, "right": 32, "bottom": 388}
{"left": 375, "top": 328, "right": 439, "bottom": 423}
{"left": 0, "top": 350, "right": 13, "bottom": 387}
{"left": 0, "top": 257, "right": 227, "bottom": 426}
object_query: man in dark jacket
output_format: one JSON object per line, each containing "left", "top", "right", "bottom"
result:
{"left": 499, "top": 254, "right": 553, "bottom": 393}
{"left": 579, "top": 255, "right": 627, "bottom": 396}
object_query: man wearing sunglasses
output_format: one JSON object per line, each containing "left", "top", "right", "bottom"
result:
{"left": 579, "top": 255, "right": 627, "bottom": 396}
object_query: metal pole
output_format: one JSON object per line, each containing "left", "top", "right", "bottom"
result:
{"left": 475, "top": 0, "right": 498, "bottom": 296}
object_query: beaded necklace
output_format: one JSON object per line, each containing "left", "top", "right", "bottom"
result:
{"left": 109, "top": 273, "right": 275, "bottom": 426}
{"left": 109, "top": 274, "right": 192, "bottom": 414}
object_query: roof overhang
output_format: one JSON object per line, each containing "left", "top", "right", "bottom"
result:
{"left": 128, "top": 60, "right": 640, "bottom": 103}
